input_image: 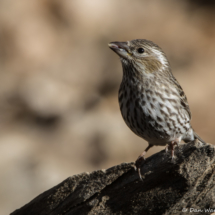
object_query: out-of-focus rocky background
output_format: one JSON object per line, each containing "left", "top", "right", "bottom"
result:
{"left": 1, "top": 0, "right": 215, "bottom": 214}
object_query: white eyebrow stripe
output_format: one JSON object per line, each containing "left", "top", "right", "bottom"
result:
{"left": 151, "top": 48, "right": 168, "bottom": 65}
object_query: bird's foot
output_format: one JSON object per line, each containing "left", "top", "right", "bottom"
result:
{"left": 135, "top": 154, "right": 145, "bottom": 181}
{"left": 168, "top": 140, "right": 179, "bottom": 160}
{"left": 134, "top": 144, "right": 153, "bottom": 181}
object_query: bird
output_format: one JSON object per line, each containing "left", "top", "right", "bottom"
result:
{"left": 108, "top": 39, "right": 206, "bottom": 180}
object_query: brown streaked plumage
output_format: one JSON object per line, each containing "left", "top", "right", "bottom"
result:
{"left": 108, "top": 39, "right": 206, "bottom": 180}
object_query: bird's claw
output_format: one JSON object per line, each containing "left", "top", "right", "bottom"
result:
{"left": 134, "top": 145, "right": 153, "bottom": 181}
{"left": 137, "top": 167, "right": 143, "bottom": 181}
{"left": 135, "top": 156, "right": 144, "bottom": 181}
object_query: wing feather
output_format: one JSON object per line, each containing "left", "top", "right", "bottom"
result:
{"left": 170, "top": 75, "right": 191, "bottom": 120}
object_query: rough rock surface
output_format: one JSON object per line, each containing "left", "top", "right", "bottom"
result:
{"left": 11, "top": 140, "right": 215, "bottom": 215}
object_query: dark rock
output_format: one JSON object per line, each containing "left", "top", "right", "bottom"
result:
{"left": 11, "top": 140, "right": 215, "bottom": 215}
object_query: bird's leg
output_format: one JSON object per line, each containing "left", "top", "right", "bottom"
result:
{"left": 135, "top": 144, "right": 153, "bottom": 181}
{"left": 168, "top": 140, "right": 179, "bottom": 160}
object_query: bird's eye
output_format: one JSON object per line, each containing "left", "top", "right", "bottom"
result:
{"left": 137, "top": 48, "right": 145, "bottom": 54}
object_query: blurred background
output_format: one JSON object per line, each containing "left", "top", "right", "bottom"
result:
{"left": 0, "top": 0, "right": 215, "bottom": 214}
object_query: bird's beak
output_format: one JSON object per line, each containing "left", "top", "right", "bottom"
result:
{"left": 108, "top": 41, "right": 131, "bottom": 59}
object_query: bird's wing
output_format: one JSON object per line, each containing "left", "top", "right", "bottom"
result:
{"left": 170, "top": 75, "right": 192, "bottom": 120}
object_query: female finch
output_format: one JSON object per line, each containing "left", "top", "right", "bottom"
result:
{"left": 108, "top": 39, "right": 206, "bottom": 180}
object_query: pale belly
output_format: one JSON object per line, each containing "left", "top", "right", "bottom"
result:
{"left": 119, "top": 91, "right": 191, "bottom": 146}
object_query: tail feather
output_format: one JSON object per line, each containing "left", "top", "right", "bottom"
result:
{"left": 194, "top": 131, "right": 206, "bottom": 144}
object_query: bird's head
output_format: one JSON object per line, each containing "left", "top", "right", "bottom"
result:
{"left": 108, "top": 39, "right": 170, "bottom": 75}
